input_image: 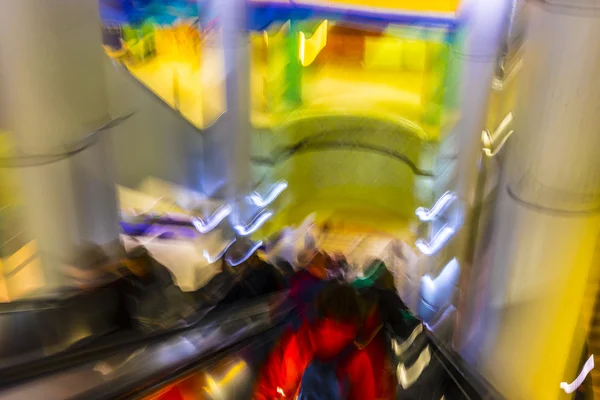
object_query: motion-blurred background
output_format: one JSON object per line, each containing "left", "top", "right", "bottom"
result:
{"left": 0, "top": 0, "right": 598, "bottom": 399}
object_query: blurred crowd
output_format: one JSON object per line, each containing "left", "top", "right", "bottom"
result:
{"left": 63, "top": 215, "right": 431, "bottom": 399}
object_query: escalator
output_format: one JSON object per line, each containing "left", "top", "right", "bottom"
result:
{"left": 0, "top": 305, "right": 502, "bottom": 400}
{"left": 0, "top": 231, "right": 291, "bottom": 390}
{"left": 121, "top": 319, "right": 503, "bottom": 400}
{"left": 0, "top": 290, "right": 291, "bottom": 400}
{"left": 0, "top": 230, "right": 503, "bottom": 400}
{"left": 0, "top": 2, "right": 506, "bottom": 399}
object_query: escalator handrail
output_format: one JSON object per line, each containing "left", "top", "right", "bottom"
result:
{"left": 113, "top": 320, "right": 504, "bottom": 400}
{"left": 69, "top": 305, "right": 504, "bottom": 400}
{"left": 0, "top": 291, "right": 289, "bottom": 389}
{"left": 427, "top": 332, "right": 505, "bottom": 399}
{"left": 93, "top": 323, "right": 286, "bottom": 400}
{"left": 73, "top": 304, "right": 292, "bottom": 400}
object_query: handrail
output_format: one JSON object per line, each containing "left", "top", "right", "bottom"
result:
{"left": 0, "top": 291, "right": 288, "bottom": 389}
{"left": 427, "top": 332, "right": 505, "bottom": 399}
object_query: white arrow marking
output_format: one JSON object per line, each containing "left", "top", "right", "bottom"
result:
{"left": 560, "top": 354, "right": 594, "bottom": 394}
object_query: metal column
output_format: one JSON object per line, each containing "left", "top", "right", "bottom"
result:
{"left": 200, "top": 0, "right": 252, "bottom": 224}
{"left": 477, "top": 1, "right": 600, "bottom": 398}
{"left": 0, "top": 0, "right": 120, "bottom": 294}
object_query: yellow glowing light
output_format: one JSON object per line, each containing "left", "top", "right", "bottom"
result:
{"left": 202, "top": 361, "right": 248, "bottom": 396}
{"left": 299, "top": 20, "right": 328, "bottom": 67}
{"left": 299, "top": 32, "right": 306, "bottom": 66}
{"left": 220, "top": 361, "right": 247, "bottom": 385}
{"left": 202, "top": 374, "right": 220, "bottom": 396}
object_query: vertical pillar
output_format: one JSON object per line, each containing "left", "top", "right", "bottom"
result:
{"left": 478, "top": 2, "right": 600, "bottom": 398}
{"left": 441, "top": 0, "right": 511, "bottom": 253}
{"left": 201, "top": 0, "right": 251, "bottom": 224}
{"left": 0, "top": 0, "right": 120, "bottom": 292}
{"left": 438, "top": 0, "right": 510, "bottom": 342}
{"left": 454, "top": 0, "right": 512, "bottom": 210}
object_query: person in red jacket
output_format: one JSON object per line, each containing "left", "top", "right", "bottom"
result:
{"left": 287, "top": 250, "right": 349, "bottom": 325}
{"left": 288, "top": 251, "right": 329, "bottom": 317}
{"left": 356, "top": 288, "right": 398, "bottom": 400}
{"left": 253, "top": 282, "right": 376, "bottom": 400}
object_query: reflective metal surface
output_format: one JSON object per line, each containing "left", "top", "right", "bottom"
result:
{"left": 0, "top": 292, "right": 289, "bottom": 400}
{"left": 133, "top": 324, "right": 502, "bottom": 400}
{"left": 0, "top": 286, "right": 118, "bottom": 371}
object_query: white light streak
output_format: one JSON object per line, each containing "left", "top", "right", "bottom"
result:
{"left": 234, "top": 210, "right": 273, "bottom": 236}
{"left": 415, "top": 226, "right": 456, "bottom": 255}
{"left": 226, "top": 241, "right": 264, "bottom": 266}
{"left": 415, "top": 191, "right": 457, "bottom": 222}
{"left": 248, "top": 180, "right": 288, "bottom": 207}
{"left": 192, "top": 204, "right": 232, "bottom": 234}
{"left": 560, "top": 355, "right": 594, "bottom": 394}
{"left": 203, "top": 239, "right": 236, "bottom": 263}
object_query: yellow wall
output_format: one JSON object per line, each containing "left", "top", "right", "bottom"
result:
{"left": 296, "top": 0, "right": 460, "bottom": 13}
{"left": 482, "top": 214, "right": 600, "bottom": 399}
{"left": 154, "top": 24, "right": 201, "bottom": 64}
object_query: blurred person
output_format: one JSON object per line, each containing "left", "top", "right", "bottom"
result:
{"left": 355, "top": 263, "right": 440, "bottom": 399}
{"left": 353, "top": 261, "right": 420, "bottom": 400}
{"left": 261, "top": 213, "right": 320, "bottom": 269}
{"left": 194, "top": 243, "right": 289, "bottom": 307}
{"left": 328, "top": 252, "right": 350, "bottom": 280}
{"left": 359, "top": 261, "right": 420, "bottom": 338}
{"left": 218, "top": 251, "right": 288, "bottom": 305}
{"left": 357, "top": 288, "right": 397, "bottom": 400}
{"left": 253, "top": 282, "right": 376, "bottom": 400}
{"left": 65, "top": 243, "right": 198, "bottom": 333}
{"left": 256, "top": 245, "right": 295, "bottom": 282}
{"left": 288, "top": 250, "right": 345, "bottom": 325}
{"left": 63, "top": 243, "right": 120, "bottom": 291}
{"left": 351, "top": 259, "right": 389, "bottom": 290}
{"left": 118, "top": 245, "right": 198, "bottom": 332}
